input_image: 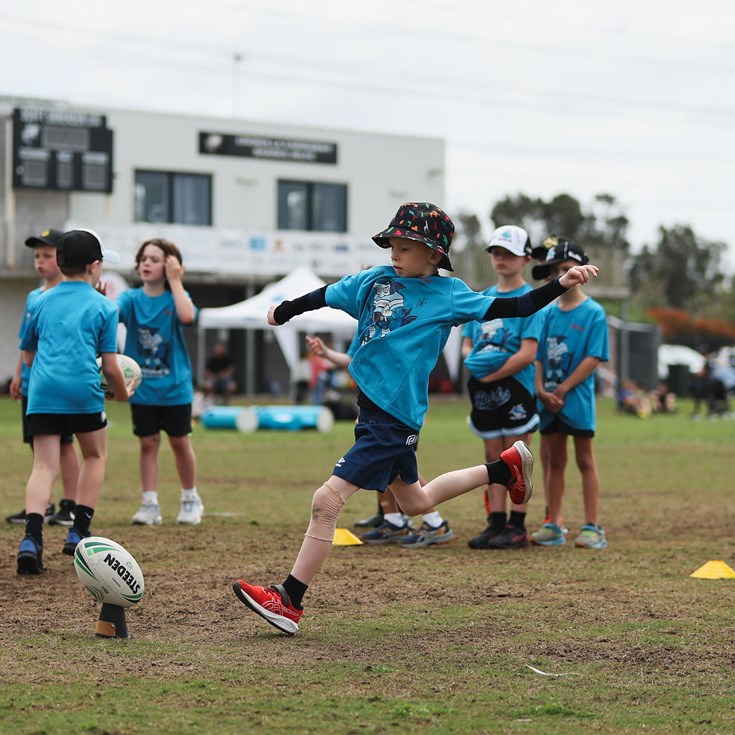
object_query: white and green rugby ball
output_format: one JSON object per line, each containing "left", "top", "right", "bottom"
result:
{"left": 74, "top": 536, "right": 145, "bottom": 609}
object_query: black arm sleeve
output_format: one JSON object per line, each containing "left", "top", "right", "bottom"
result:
{"left": 482, "top": 277, "right": 567, "bottom": 320}
{"left": 272, "top": 286, "right": 329, "bottom": 324}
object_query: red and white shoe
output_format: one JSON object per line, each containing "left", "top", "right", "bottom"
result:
{"left": 500, "top": 440, "right": 534, "bottom": 505}
{"left": 232, "top": 580, "right": 303, "bottom": 635}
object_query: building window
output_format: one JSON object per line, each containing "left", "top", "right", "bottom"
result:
{"left": 134, "top": 170, "right": 212, "bottom": 225}
{"left": 277, "top": 180, "right": 347, "bottom": 232}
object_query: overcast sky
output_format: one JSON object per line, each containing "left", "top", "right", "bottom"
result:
{"left": 1, "top": 0, "right": 733, "bottom": 270}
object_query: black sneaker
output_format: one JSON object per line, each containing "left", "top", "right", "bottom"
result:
{"left": 486, "top": 524, "right": 530, "bottom": 549}
{"left": 47, "top": 499, "right": 76, "bottom": 527}
{"left": 354, "top": 511, "right": 384, "bottom": 529}
{"left": 467, "top": 523, "right": 504, "bottom": 549}
{"left": 62, "top": 527, "right": 90, "bottom": 556}
{"left": 17, "top": 534, "right": 44, "bottom": 575}
{"left": 6, "top": 503, "right": 55, "bottom": 525}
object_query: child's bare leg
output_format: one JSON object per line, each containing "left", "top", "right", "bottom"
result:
{"left": 291, "top": 476, "right": 359, "bottom": 584}
{"left": 390, "top": 467, "right": 490, "bottom": 516}
{"left": 573, "top": 436, "right": 600, "bottom": 526}
{"left": 381, "top": 487, "right": 400, "bottom": 514}
{"left": 169, "top": 435, "right": 197, "bottom": 489}
{"left": 74, "top": 428, "right": 108, "bottom": 509}
{"left": 139, "top": 434, "right": 161, "bottom": 491}
{"left": 544, "top": 433, "right": 568, "bottom": 525}
{"left": 59, "top": 441, "right": 80, "bottom": 501}
{"left": 25, "top": 435, "right": 60, "bottom": 514}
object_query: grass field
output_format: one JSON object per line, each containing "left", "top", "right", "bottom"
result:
{"left": 1, "top": 395, "right": 734, "bottom": 734}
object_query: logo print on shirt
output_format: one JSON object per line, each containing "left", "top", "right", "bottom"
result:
{"left": 362, "top": 280, "right": 417, "bottom": 343}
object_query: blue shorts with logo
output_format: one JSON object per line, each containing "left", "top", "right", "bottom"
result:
{"left": 332, "top": 408, "right": 420, "bottom": 491}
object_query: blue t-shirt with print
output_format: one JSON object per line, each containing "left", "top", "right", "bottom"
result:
{"left": 17, "top": 286, "right": 43, "bottom": 397}
{"left": 462, "top": 283, "right": 546, "bottom": 396}
{"left": 536, "top": 297, "right": 609, "bottom": 431}
{"left": 20, "top": 281, "right": 119, "bottom": 415}
{"left": 325, "top": 266, "right": 498, "bottom": 430}
{"left": 116, "top": 288, "right": 197, "bottom": 406}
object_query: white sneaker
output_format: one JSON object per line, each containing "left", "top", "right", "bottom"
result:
{"left": 131, "top": 502, "right": 163, "bottom": 526}
{"left": 176, "top": 497, "right": 204, "bottom": 525}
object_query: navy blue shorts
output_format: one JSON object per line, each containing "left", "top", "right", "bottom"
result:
{"left": 332, "top": 408, "right": 420, "bottom": 491}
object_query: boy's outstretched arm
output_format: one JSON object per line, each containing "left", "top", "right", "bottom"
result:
{"left": 484, "top": 264, "right": 599, "bottom": 320}
{"left": 267, "top": 286, "right": 328, "bottom": 326}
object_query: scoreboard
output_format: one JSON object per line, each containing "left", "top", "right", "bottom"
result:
{"left": 12, "top": 107, "right": 114, "bottom": 193}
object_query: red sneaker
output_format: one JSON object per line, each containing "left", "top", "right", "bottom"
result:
{"left": 232, "top": 580, "right": 303, "bottom": 635}
{"left": 500, "top": 440, "right": 534, "bottom": 505}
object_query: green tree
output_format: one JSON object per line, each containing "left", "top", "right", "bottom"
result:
{"left": 629, "top": 225, "right": 726, "bottom": 310}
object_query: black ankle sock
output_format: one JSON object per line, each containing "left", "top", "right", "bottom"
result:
{"left": 74, "top": 505, "right": 95, "bottom": 535}
{"left": 283, "top": 574, "right": 308, "bottom": 609}
{"left": 25, "top": 513, "right": 44, "bottom": 544}
{"left": 59, "top": 499, "right": 76, "bottom": 512}
{"left": 489, "top": 512, "right": 507, "bottom": 531}
{"left": 509, "top": 510, "right": 527, "bottom": 530}
{"left": 485, "top": 459, "right": 511, "bottom": 486}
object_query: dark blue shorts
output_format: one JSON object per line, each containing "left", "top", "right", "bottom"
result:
{"left": 332, "top": 408, "right": 420, "bottom": 491}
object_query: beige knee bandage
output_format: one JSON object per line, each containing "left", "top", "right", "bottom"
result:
{"left": 305, "top": 482, "right": 346, "bottom": 542}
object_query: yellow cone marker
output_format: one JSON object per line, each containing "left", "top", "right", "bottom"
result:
{"left": 690, "top": 560, "right": 735, "bottom": 579}
{"left": 333, "top": 528, "right": 363, "bottom": 546}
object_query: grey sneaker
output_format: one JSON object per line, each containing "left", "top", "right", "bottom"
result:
{"left": 361, "top": 520, "right": 409, "bottom": 545}
{"left": 400, "top": 520, "right": 454, "bottom": 548}
{"left": 131, "top": 502, "right": 163, "bottom": 526}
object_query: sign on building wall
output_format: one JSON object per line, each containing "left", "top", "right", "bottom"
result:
{"left": 12, "top": 108, "right": 114, "bottom": 193}
{"left": 199, "top": 132, "right": 337, "bottom": 164}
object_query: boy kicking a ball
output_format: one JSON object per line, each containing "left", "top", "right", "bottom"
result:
{"left": 233, "top": 202, "right": 598, "bottom": 634}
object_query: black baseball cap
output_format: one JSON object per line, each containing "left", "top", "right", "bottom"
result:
{"left": 57, "top": 229, "right": 120, "bottom": 266}
{"left": 532, "top": 237, "right": 589, "bottom": 280}
{"left": 25, "top": 228, "right": 64, "bottom": 249}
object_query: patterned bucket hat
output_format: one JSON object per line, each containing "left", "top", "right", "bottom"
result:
{"left": 372, "top": 202, "right": 455, "bottom": 271}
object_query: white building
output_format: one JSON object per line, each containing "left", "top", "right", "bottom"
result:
{"left": 0, "top": 97, "right": 446, "bottom": 392}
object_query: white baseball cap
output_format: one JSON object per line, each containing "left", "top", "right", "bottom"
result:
{"left": 486, "top": 225, "right": 532, "bottom": 257}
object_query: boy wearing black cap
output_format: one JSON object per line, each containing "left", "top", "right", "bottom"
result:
{"left": 461, "top": 225, "right": 546, "bottom": 550}
{"left": 16, "top": 230, "right": 134, "bottom": 574}
{"left": 530, "top": 237, "right": 609, "bottom": 549}
{"left": 232, "top": 202, "right": 599, "bottom": 635}
{"left": 7, "top": 229, "right": 80, "bottom": 528}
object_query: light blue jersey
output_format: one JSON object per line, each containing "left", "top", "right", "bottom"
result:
{"left": 116, "top": 288, "right": 197, "bottom": 406}
{"left": 537, "top": 297, "right": 609, "bottom": 432}
{"left": 462, "top": 283, "right": 546, "bottom": 396}
{"left": 326, "top": 266, "right": 497, "bottom": 430}
{"left": 20, "top": 281, "right": 119, "bottom": 415}
{"left": 18, "top": 286, "right": 43, "bottom": 397}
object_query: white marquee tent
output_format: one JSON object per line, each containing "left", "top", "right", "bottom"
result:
{"left": 197, "top": 267, "right": 356, "bottom": 391}
{"left": 196, "top": 266, "right": 464, "bottom": 395}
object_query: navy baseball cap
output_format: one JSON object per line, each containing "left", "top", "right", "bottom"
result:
{"left": 57, "top": 229, "right": 120, "bottom": 266}
{"left": 25, "top": 228, "right": 64, "bottom": 249}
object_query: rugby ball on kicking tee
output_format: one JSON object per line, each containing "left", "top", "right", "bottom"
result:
{"left": 74, "top": 536, "right": 145, "bottom": 609}
{"left": 96, "top": 354, "right": 142, "bottom": 392}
